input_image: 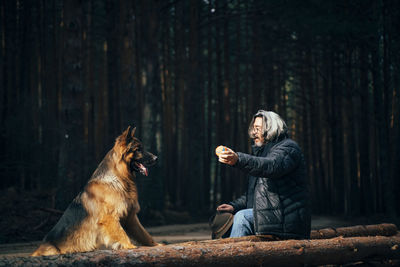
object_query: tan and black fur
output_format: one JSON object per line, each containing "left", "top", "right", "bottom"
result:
{"left": 32, "top": 126, "right": 158, "bottom": 256}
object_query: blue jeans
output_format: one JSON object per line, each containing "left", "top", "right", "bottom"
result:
{"left": 230, "top": 208, "right": 255, "bottom": 237}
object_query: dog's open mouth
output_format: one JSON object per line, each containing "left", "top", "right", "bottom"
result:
{"left": 134, "top": 162, "right": 148, "bottom": 176}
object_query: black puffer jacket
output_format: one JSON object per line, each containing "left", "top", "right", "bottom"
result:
{"left": 229, "top": 136, "right": 311, "bottom": 239}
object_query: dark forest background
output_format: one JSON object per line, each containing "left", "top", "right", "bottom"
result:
{"left": 1, "top": 0, "right": 400, "bottom": 241}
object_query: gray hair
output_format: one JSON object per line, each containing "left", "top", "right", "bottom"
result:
{"left": 248, "top": 110, "right": 288, "bottom": 143}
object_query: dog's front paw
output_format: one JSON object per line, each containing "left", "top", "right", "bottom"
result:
{"left": 111, "top": 242, "right": 137, "bottom": 250}
{"left": 125, "top": 243, "right": 137, "bottom": 249}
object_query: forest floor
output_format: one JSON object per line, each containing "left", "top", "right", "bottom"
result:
{"left": 0, "top": 188, "right": 398, "bottom": 258}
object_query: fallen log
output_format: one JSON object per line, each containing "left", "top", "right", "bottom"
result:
{"left": 181, "top": 223, "right": 398, "bottom": 245}
{"left": 1, "top": 234, "right": 399, "bottom": 266}
{"left": 310, "top": 223, "right": 398, "bottom": 239}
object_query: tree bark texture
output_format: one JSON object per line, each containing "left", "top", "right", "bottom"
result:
{"left": 1, "top": 233, "right": 399, "bottom": 267}
{"left": 310, "top": 223, "right": 398, "bottom": 239}
{"left": 195, "top": 223, "right": 398, "bottom": 244}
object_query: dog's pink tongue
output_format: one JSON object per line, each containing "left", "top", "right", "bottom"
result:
{"left": 138, "top": 163, "right": 148, "bottom": 176}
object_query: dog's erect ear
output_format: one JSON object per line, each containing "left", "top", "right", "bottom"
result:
{"left": 121, "top": 126, "right": 131, "bottom": 140}
{"left": 117, "top": 126, "right": 136, "bottom": 144}
{"left": 130, "top": 127, "right": 136, "bottom": 138}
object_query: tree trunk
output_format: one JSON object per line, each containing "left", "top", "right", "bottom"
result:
{"left": 201, "top": 223, "right": 398, "bottom": 243}
{"left": 56, "top": 0, "right": 84, "bottom": 209}
{"left": 91, "top": 0, "right": 108, "bottom": 163}
{"left": 38, "top": 0, "right": 60, "bottom": 190}
{"left": 222, "top": 1, "right": 231, "bottom": 204}
{"left": 136, "top": 0, "right": 163, "bottom": 210}
{"left": 310, "top": 223, "right": 398, "bottom": 239}
{"left": 330, "top": 50, "right": 345, "bottom": 214}
{"left": 214, "top": 0, "right": 224, "bottom": 205}
{"left": 310, "top": 50, "right": 327, "bottom": 214}
{"left": 82, "top": 0, "right": 95, "bottom": 185}
{"left": 105, "top": 0, "right": 121, "bottom": 141}
{"left": 358, "top": 45, "right": 371, "bottom": 215}
{"left": 0, "top": 0, "right": 5, "bottom": 188}
{"left": 160, "top": 1, "right": 175, "bottom": 210}
{"left": 342, "top": 46, "right": 358, "bottom": 215}
{"left": 185, "top": 0, "right": 203, "bottom": 212}
{"left": 371, "top": 36, "right": 393, "bottom": 216}
{"left": 205, "top": 0, "right": 214, "bottom": 209}
{"left": 3, "top": 233, "right": 399, "bottom": 266}
{"left": 173, "top": 0, "right": 186, "bottom": 209}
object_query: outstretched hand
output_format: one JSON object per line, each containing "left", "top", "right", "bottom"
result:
{"left": 218, "top": 146, "right": 238, "bottom": 166}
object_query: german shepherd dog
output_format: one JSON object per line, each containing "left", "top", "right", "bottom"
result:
{"left": 32, "top": 126, "right": 159, "bottom": 256}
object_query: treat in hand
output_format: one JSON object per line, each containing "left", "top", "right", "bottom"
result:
{"left": 215, "top": 145, "right": 227, "bottom": 156}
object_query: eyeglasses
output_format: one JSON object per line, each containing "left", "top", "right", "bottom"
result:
{"left": 252, "top": 126, "right": 262, "bottom": 133}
